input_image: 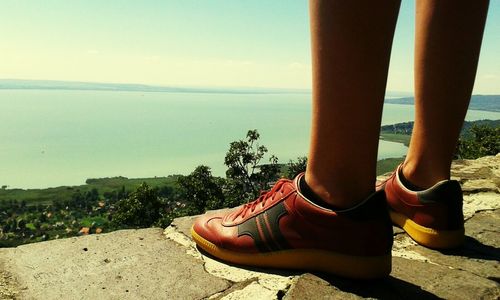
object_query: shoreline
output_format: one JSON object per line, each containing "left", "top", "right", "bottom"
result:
{"left": 0, "top": 157, "right": 406, "bottom": 203}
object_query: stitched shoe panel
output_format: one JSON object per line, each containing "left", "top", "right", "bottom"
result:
{"left": 192, "top": 211, "right": 259, "bottom": 253}
{"left": 191, "top": 173, "right": 393, "bottom": 279}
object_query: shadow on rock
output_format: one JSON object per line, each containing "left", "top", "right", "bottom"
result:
{"left": 316, "top": 272, "right": 443, "bottom": 300}
{"left": 438, "top": 236, "right": 500, "bottom": 261}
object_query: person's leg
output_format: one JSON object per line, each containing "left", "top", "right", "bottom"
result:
{"left": 192, "top": 0, "right": 400, "bottom": 278}
{"left": 305, "top": 0, "right": 401, "bottom": 208}
{"left": 402, "top": 0, "right": 489, "bottom": 189}
{"left": 383, "top": 0, "right": 489, "bottom": 249}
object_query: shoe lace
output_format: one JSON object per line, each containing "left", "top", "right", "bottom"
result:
{"left": 234, "top": 179, "right": 287, "bottom": 220}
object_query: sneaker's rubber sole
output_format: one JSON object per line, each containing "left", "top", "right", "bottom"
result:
{"left": 191, "top": 226, "right": 391, "bottom": 279}
{"left": 389, "top": 210, "right": 464, "bottom": 249}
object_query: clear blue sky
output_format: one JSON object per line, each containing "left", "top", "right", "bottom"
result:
{"left": 1, "top": 1, "right": 499, "bottom": 93}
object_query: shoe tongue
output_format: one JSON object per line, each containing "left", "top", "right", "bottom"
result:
{"left": 224, "top": 179, "right": 293, "bottom": 224}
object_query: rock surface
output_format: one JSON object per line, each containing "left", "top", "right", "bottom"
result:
{"left": 1, "top": 154, "right": 499, "bottom": 299}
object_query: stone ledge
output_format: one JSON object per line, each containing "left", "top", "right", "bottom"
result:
{"left": 1, "top": 154, "right": 499, "bottom": 299}
{"left": 0, "top": 228, "right": 230, "bottom": 300}
{"left": 164, "top": 209, "right": 500, "bottom": 300}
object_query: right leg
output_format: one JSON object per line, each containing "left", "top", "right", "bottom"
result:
{"left": 306, "top": 0, "right": 401, "bottom": 208}
{"left": 384, "top": 0, "right": 489, "bottom": 249}
{"left": 403, "top": 0, "right": 489, "bottom": 188}
{"left": 192, "top": 0, "right": 401, "bottom": 278}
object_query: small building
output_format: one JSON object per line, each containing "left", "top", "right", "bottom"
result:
{"left": 79, "top": 227, "right": 90, "bottom": 235}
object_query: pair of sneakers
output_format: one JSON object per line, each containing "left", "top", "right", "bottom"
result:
{"left": 191, "top": 165, "right": 464, "bottom": 279}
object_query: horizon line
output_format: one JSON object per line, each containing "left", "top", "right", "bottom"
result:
{"left": 0, "top": 78, "right": 312, "bottom": 95}
{"left": 2, "top": 78, "right": 500, "bottom": 97}
{"left": 0, "top": 78, "right": 420, "bottom": 96}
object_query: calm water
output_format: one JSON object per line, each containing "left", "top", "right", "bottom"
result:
{"left": 1, "top": 90, "right": 499, "bottom": 189}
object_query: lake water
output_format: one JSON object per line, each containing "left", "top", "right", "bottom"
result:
{"left": 1, "top": 90, "right": 499, "bottom": 189}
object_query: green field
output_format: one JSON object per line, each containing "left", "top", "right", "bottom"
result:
{"left": 0, "top": 175, "right": 180, "bottom": 205}
{"left": 376, "top": 157, "right": 405, "bottom": 175}
{"left": 379, "top": 133, "right": 411, "bottom": 146}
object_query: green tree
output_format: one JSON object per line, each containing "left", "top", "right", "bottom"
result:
{"left": 286, "top": 156, "right": 308, "bottom": 179}
{"left": 177, "top": 165, "right": 225, "bottom": 214}
{"left": 71, "top": 191, "right": 84, "bottom": 209}
{"left": 254, "top": 154, "right": 281, "bottom": 187}
{"left": 39, "top": 212, "right": 48, "bottom": 223}
{"left": 157, "top": 185, "right": 174, "bottom": 198}
{"left": 455, "top": 125, "right": 500, "bottom": 159}
{"left": 3, "top": 223, "right": 11, "bottom": 233}
{"left": 33, "top": 220, "right": 42, "bottom": 231}
{"left": 112, "top": 183, "right": 165, "bottom": 227}
{"left": 17, "top": 218, "right": 26, "bottom": 231}
{"left": 224, "top": 130, "right": 281, "bottom": 203}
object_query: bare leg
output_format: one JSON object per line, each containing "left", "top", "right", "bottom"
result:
{"left": 403, "top": 0, "right": 489, "bottom": 189}
{"left": 305, "top": 0, "right": 401, "bottom": 208}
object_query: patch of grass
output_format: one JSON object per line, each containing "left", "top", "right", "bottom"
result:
{"left": 80, "top": 216, "right": 108, "bottom": 228}
{"left": 26, "top": 223, "right": 37, "bottom": 230}
{"left": 376, "top": 157, "right": 405, "bottom": 176}
{"left": 379, "top": 133, "right": 411, "bottom": 146}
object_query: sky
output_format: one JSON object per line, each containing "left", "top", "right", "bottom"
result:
{"left": 1, "top": 1, "right": 499, "bottom": 94}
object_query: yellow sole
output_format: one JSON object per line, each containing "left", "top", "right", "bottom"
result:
{"left": 389, "top": 210, "right": 464, "bottom": 249}
{"left": 191, "top": 226, "right": 391, "bottom": 279}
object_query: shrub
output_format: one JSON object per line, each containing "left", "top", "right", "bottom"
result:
{"left": 112, "top": 183, "right": 165, "bottom": 227}
{"left": 455, "top": 125, "right": 499, "bottom": 159}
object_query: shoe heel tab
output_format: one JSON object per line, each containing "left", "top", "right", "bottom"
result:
{"left": 418, "top": 180, "right": 463, "bottom": 204}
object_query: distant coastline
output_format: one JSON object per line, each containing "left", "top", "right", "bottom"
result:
{"left": 2, "top": 79, "right": 498, "bottom": 112}
{"left": 385, "top": 95, "right": 500, "bottom": 112}
{"left": 0, "top": 79, "right": 310, "bottom": 95}
{"left": 0, "top": 78, "right": 412, "bottom": 98}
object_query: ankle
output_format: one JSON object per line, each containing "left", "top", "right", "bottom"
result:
{"left": 304, "top": 172, "right": 373, "bottom": 209}
{"left": 299, "top": 175, "right": 340, "bottom": 210}
{"left": 401, "top": 161, "right": 450, "bottom": 190}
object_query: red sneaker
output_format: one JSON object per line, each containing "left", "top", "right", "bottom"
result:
{"left": 191, "top": 173, "right": 392, "bottom": 279}
{"left": 379, "top": 164, "right": 464, "bottom": 249}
